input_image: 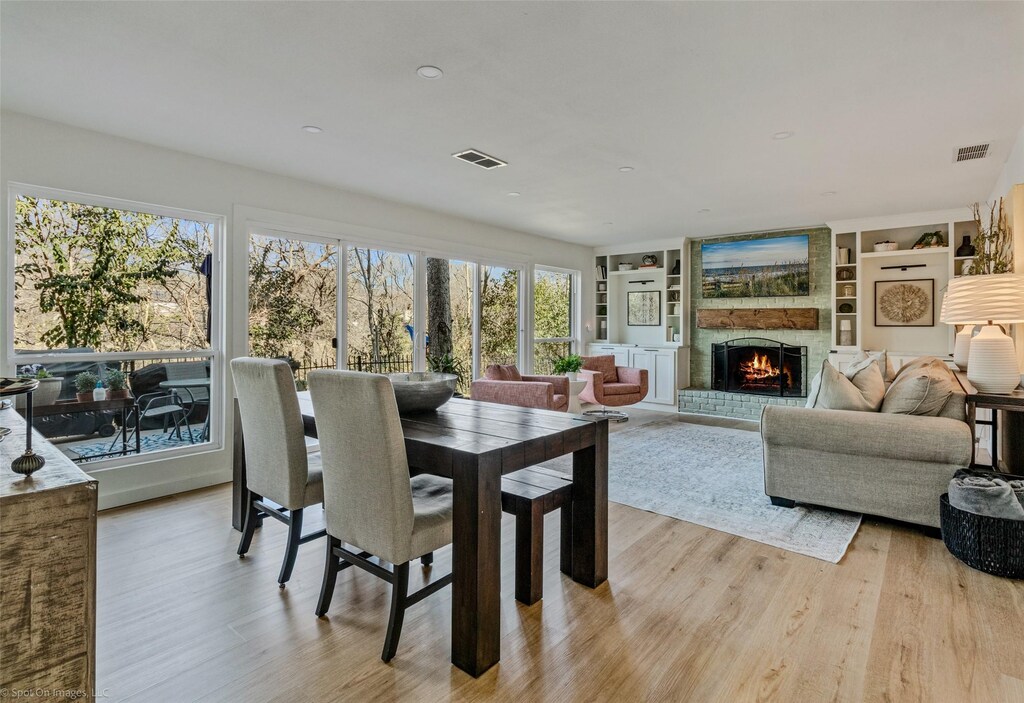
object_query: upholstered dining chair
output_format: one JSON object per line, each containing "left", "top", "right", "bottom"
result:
{"left": 308, "top": 369, "right": 454, "bottom": 663}
{"left": 579, "top": 354, "right": 649, "bottom": 422}
{"left": 231, "top": 358, "right": 326, "bottom": 587}
{"left": 470, "top": 364, "right": 570, "bottom": 411}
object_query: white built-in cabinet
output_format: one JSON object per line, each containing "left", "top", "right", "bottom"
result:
{"left": 825, "top": 208, "right": 975, "bottom": 360}
{"left": 586, "top": 343, "right": 681, "bottom": 406}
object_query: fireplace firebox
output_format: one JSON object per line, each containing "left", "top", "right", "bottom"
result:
{"left": 711, "top": 338, "right": 807, "bottom": 398}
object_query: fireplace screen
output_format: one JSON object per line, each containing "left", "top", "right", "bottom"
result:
{"left": 711, "top": 338, "right": 807, "bottom": 397}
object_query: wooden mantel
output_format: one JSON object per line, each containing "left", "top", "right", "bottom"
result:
{"left": 696, "top": 307, "right": 819, "bottom": 331}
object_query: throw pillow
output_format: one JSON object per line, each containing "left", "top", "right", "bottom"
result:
{"left": 881, "top": 359, "right": 956, "bottom": 416}
{"left": 851, "top": 349, "right": 896, "bottom": 383}
{"left": 807, "top": 359, "right": 883, "bottom": 412}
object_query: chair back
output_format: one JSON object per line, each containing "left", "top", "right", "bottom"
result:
{"left": 165, "top": 360, "right": 210, "bottom": 402}
{"left": 230, "top": 358, "right": 309, "bottom": 509}
{"left": 307, "top": 370, "right": 414, "bottom": 563}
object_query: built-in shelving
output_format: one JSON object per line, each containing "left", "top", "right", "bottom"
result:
{"left": 860, "top": 247, "right": 951, "bottom": 259}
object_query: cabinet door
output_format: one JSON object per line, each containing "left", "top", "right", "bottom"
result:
{"left": 613, "top": 348, "right": 631, "bottom": 367}
{"left": 588, "top": 344, "right": 618, "bottom": 358}
{"left": 653, "top": 350, "right": 677, "bottom": 404}
{"left": 629, "top": 349, "right": 656, "bottom": 401}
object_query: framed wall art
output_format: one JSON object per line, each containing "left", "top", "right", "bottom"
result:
{"left": 627, "top": 291, "right": 661, "bottom": 326}
{"left": 874, "top": 279, "right": 934, "bottom": 327}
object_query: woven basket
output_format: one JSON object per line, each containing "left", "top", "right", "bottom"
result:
{"left": 940, "top": 493, "right": 1024, "bottom": 579}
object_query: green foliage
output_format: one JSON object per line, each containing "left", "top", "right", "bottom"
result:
{"left": 105, "top": 368, "right": 127, "bottom": 391}
{"left": 34, "top": 368, "right": 53, "bottom": 379}
{"left": 480, "top": 267, "right": 520, "bottom": 366}
{"left": 427, "top": 352, "right": 468, "bottom": 393}
{"left": 553, "top": 354, "right": 584, "bottom": 374}
{"left": 14, "top": 196, "right": 210, "bottom": 352}
{"left": 534, "top": 271, "right": 572, "bottom": 339}
{"left": 75, "top": 372, "right": 99, "bottom": 393}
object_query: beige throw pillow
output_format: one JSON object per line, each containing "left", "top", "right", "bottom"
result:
{"left": 807, "top": 359, "right": 884, "bottom": 412}
{"left": 881, "top": 359, "right": 956, "bottom": 416}
{"left": 851, "top": 349, "right": 896, "bottom": 383}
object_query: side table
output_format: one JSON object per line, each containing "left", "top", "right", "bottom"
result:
{"left": 955, "top": 371, "right": 1024, "bottom": 473}
{"left": 567, "top": 379, "right": 588, "bottom": 414}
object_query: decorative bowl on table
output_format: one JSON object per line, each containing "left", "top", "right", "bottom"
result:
{"left": 387, "top": 372, "right": 458, "bottom": 413}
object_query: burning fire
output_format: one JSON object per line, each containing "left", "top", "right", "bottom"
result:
{"left": 739, "top": 352, "right": 781, "bottom": 381}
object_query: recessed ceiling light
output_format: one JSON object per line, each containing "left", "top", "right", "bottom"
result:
{"left": 604, "top": 221, "right": 614, "bottom": 225}
{"left": 301, "top": 125, "right": 323, "bottom": 134}
{"left": 507, "top": 192, "right": 521, "bottom": 197}
{"left": 698, "top": 208, "right": 711, "bottom": 214}
{"left": 417, "top": 65, "right": 444, "bottom": 79}
{"left": 772, "top": 131, "right": 794, "bottom": 140}
{"left": 618, "top": 166, "right": 634, "bottom": 173}
{"left": 821, "top": 191, "right": 837, "bottom": 197}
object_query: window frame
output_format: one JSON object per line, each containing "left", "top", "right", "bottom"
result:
{"left": 4, "top": 183, "right": 226, "bottom": 469}
{"left": 531, "top": 264, "right": 581, "bottom": 372}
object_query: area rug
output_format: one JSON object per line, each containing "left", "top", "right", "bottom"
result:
{"left": 543, "top": 419, "right": 862, "bottom": 563}
{"left": 69, "top": 432, "right": 195, "bottom": 460}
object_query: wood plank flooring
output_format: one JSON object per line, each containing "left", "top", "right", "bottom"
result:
{"left": 94, "top": 412, "right": 1023, "bottom": 702}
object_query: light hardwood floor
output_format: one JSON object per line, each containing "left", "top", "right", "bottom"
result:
{"left": 95, "top": 412, "right": 1023, "bottom": 703}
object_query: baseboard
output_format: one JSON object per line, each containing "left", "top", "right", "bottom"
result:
{"left": 96, "top": 466, "right": 231, "bottom": 510}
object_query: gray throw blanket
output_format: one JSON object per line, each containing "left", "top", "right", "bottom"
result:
{"left": 949, "top": 471, "right": 1024, "bottom": 520}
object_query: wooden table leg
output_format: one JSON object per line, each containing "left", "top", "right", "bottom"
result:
{"left": 231, "top": 399, "right": 247, "bottom": 531}
{"left": 570, "top": 419, "right": 608, "bottom": 587}
{"left": 451, "top": 450, "right": 502, "bottom": 677}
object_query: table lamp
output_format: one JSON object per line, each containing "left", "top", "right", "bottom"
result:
{"left": 939, "top": 294, "right": 981, "bottom": 371}
{"left": 940, "top": 273, "right": 1024, "bottom": 394}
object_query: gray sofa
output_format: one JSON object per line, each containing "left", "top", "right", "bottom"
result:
{"left": 761, "top": 369, "right": 974, "bottom": 528}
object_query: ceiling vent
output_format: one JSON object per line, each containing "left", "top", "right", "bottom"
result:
{"left": 452, "top": 149, "right": 507, "bottom": 170}
{"left": 953, "top": 143, "right": 989, "bottom": 162}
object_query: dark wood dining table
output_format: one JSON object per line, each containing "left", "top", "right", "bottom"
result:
{"left": 231, "top": 395, "right": 609, "bottom": 677}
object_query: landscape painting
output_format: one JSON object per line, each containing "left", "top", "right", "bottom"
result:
{"left": 701, "top": 234, "right": 810, "bottom": 299}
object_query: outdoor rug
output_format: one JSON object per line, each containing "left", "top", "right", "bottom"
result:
{"left": 69, "top": 432, "right": 195, "bottom": 461}
{"left": 542, "top": 418, "right": 862, "bottom": 563}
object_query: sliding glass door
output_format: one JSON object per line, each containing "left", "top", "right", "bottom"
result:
{"left": 248, "top": 232, "right": 339, "bottom": 387}
{"left": 346, "top": 247, "right": 416, "bottom": 373}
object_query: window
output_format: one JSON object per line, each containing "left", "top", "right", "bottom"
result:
{"left": 8, "top": 189, "right": 221, "bottom": 464}
{"left": 426, "top": 258, "right": 474, "bottom": 395}
{"left": 480, "top": 265, "right": 521, "bottom": 370}
{"left": 346, "top": 247, "right": 416, "bottom": 373}
{"left": 533, "top": 267, "right": 578, "bottom": 374}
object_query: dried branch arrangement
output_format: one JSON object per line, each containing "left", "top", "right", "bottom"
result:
{"left": 969, "top": 198, "right": 1013, "bottom": 274}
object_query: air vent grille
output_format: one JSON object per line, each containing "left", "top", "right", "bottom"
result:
{"left": 452, "top": 149, "right": 507, "bottom": 169}
{"left": 954, "top": 143, "right": 989, "bottom": 162}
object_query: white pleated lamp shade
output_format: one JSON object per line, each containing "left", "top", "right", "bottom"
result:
{"left": 941, "top": 273, "right": 1024, "bottom": 325}
{"left": 942, "top": 274, "right": 1024, "bottom": 393}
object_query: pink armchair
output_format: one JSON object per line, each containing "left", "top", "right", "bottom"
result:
{"left": 579, "top": 355, "right": 649, "bottom": 422}
{"left": 470, "top": 364, "right": 570, "bottom": 412}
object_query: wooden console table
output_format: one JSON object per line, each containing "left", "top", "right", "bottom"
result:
{"left": 955, "top": 371, "right": 1024, "bottom": 473}
{"left": 0, "top": 404, "right": 97, "bottom": 696}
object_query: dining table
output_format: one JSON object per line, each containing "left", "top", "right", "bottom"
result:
{"left": 231, "top": 395, "right": 609, "bottom": 677}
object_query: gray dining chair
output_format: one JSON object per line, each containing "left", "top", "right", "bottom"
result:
{"left": 307, "top": 369, "right": 454, "bottom": 663}
{"left": 231, "top": 357, "right": 326, "bottom": 587}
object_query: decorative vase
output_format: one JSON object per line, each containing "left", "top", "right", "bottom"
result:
{"left": 671, "top": 260, "right": 680, "bottom": 275}
{"left": 966, "top": 325, "right": 1021, "bottom": 394}
{"left": 956, "top": 235, "right": 976, "bottom": 258}
{"left": 565, "top": 371, "right": 578, "bottom": 382}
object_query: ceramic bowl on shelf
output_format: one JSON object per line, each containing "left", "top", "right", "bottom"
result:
{"left": 617, "top": 263, "right": 634, "bottom": 272}
{"left": 873, "top": 241, "right": 899, "bottom": 252}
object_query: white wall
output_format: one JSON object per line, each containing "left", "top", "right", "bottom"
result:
{"left": 988, "top": 124, "right": 1024, "bottom": 204}
{"left": 0, "top": 111, "right": 594, "bottom": 508}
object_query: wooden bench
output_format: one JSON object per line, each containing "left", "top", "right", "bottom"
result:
{"left": 500, "top": 467, "right": 573, "bottom": 605}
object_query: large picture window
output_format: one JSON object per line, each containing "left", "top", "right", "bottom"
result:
{"left": 8, "top": 189, "right": 221, "bottom": 465}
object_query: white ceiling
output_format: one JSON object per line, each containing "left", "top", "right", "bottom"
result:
{"left": 2, "top": 2, "right": 1023, "bottom": 246}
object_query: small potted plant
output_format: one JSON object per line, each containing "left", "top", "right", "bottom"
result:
{"left": 74, "top": 371, "right": 99, "bottom": 402}
{"left": 16, "top": 365, "right": 63, "bottom": 408}
{"left": 105, "top": 369, "right": 130, "bottom": 399}
{"left": 553, "top": 354, "right": 585, "bottom": 382}
{"left": 428, "top": 353, "right": 468, "bottom": 396}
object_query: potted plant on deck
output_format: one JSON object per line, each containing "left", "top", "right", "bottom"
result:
{"left": 74, "top": 371, "right": 99, "bottom": 402}
{"left": 553, "top": 354, "right": 585, "bottom": 382}
{"left": 105, "top": 369, "right": 130, "bottom": 399}
{"left": 16, "top": 365, "right": 63, "bottom": 408}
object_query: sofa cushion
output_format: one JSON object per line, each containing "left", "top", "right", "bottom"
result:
{"left": 583, "top": 355, "right": 618, "bottom": 384}
{"left": 881, "top": 358, "right": 957, "bottom": 417}
{"left": 807, "top": 359, "right": 883, "bottom": 412}
{"left": 484, "top": 364, "right": 522, "bottom": 382}
{"left": 603, "top": 383, "right": 641, "bottom": 397}
{"left": 851, "top": 349, "right": 896, "bottom": 383}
